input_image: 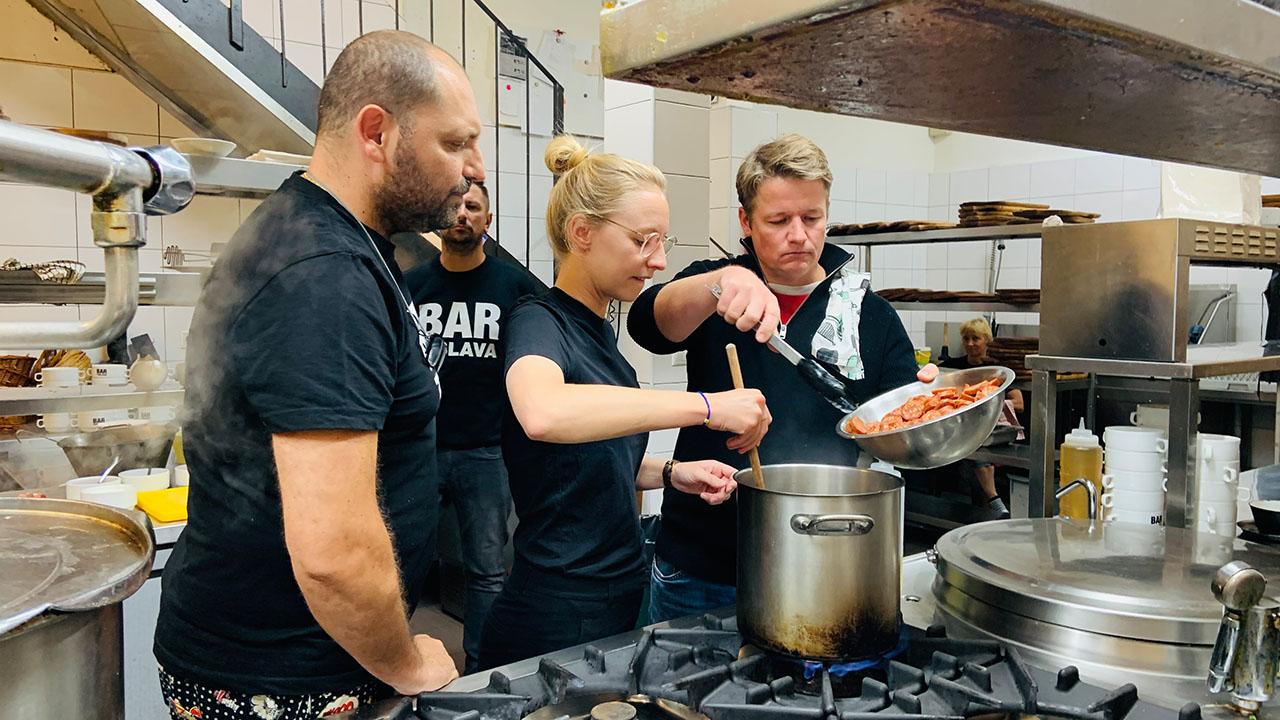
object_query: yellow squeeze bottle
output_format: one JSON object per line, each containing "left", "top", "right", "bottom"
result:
{"left": 1059, "top": 420, "right": 1102, "bottom": 520}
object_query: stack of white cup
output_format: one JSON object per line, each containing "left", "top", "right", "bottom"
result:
{"left": 1195, "top": 433, "right": 1244, "bottom": 537}
{"left": 1101, "top": 426, "right": 1167, "bottom": 526}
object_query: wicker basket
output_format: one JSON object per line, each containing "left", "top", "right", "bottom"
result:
{"left": 0, "top": 355, "right": 36, "bottom": 385}
{"left": 0, "top": 415, "right": 32, "bottom": 430}
{"left": 0, "top": 367, "right": 32, "bottom": 388}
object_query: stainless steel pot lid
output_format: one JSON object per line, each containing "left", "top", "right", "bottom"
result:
{"left": 0, "top": 497, "right": 154, "bottom": 636}
{"left": 933, "top": 518, "right": 1280, "bottom": 645}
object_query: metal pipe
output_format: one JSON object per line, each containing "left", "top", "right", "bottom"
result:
{"left": 0, "top": 121, "right": 173, "bottom": 349}
{"left": 0, "top": 120, "right": 152, "bottom": 197}
{"left": 0, "top": 248, "right": 138, "bottom": 349}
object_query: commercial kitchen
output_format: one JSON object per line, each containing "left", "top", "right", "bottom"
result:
{"left": 3, "top": 0, "right": 1280, "bottom": 718}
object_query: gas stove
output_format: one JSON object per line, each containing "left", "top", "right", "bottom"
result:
{"left": 345, "top": 613, "right": 1201, "bottom": 720}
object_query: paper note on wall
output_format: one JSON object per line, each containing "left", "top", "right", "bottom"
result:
{"left": 1161, "top": 162, "right": 1263, "bottom": 224}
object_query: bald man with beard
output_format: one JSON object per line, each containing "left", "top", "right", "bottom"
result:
{"left": 155, "top": 31, "right": 482, "bottom": 717}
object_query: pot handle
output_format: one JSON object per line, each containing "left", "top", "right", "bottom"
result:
{"left": 790, "top": 513, "right": 875, "bottom": 536}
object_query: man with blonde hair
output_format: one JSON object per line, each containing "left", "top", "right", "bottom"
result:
{"left": 629, "top": 134, "right": 935, "bottom": 622}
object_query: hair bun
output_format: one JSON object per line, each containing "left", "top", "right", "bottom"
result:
{"left": 544, "top": 134, "right": 589, "bottom": 175}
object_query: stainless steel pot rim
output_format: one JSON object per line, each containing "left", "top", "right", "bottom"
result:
{"left": 731, "top": 463, "right": 903, "bottom": 497}
{"left": 931, "top": 518, "right": 1280, "bottom": 645}
{"left": 834, "top": 366, "right": 1016, "bottom": 441}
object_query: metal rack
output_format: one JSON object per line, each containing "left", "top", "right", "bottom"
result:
{"left": 0, "top": 271, "right": 203, "bottom": 307}
{"left": 0, "top": 387, "right": 184, "bottom": 415}
{"left": 833, "top": 225, "right": 1044, "bottom": 316}
{"left": 889, "top": 301, "right": 1039, "bottom": 313}
{"left": 833, "top": 224, "right": 1044, "bottom": 248}
{"left": 185, "top": 154, "right": 302, "bottom": 198}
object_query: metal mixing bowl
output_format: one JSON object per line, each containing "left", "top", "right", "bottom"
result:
{"left": 836, "top": 366, "right": 1015, "bottom": 470}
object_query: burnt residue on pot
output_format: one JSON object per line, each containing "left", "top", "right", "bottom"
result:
{"left": 744, "top": 608, "right": 901, "bottom": 661}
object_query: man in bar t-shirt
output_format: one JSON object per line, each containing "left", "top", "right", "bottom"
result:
{"left": 405, "top": 182, "right": 541, "bottom": 673}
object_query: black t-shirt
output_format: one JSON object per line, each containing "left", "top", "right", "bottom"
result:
{"left": 627, "top": 242, "right": 919, "bottom": 585}
{"left": 939, "top": 354, "right": 992, "bottom": 369}
{"left": 154, "top": 173, "right": 441, "bottom": 694}
{"left": 405, "top": 255, "right": 542, "bottom": 449}
{"left": 501, "top": 288, "right": 648, "bottom": 586}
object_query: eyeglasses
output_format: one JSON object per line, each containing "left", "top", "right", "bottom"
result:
{"left": 598, "top": 216, "right": 677, "bottom": 258}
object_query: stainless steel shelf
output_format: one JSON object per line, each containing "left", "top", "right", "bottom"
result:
{"left": 1028, "top": 342, "right": 1280, "bottom": 380}
{"left": 0, "top": 386, "right": 183, "bottom": 415}
{"left": 188, "top": 154, "right": 302, "bottom": 198}
{"left": 969, "top": 443, "right": 1034, "bottom": 470}
{"left": 832, "top": 225, "right": 1043, "bottom": 247}
{"left": 889, "top": 301, "right": 1039, "bottom": 313}
{"left": 0, "top": 271, "right": 203, "bottom": 306}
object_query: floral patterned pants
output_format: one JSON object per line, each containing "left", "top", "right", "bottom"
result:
{"left": 158, "top": 665, "right": 386, "bottom": 720}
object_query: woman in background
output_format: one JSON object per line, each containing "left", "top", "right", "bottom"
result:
{"left": 940, "top": 317, "right": 1023, "bottom": 517}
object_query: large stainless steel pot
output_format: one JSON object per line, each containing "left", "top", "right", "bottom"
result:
{"left": 0, "top": 498, "right": 153, "bottom": 719}
{"left": 735, "top": 464, "right": 903, "bottom": 661}
{"left": 0, "top": 607, "right": 124, "bottom": 718}
{"left": 931, "top": 518, "right": 1280, "bottom": 708}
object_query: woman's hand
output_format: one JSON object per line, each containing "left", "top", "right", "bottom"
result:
{"left": 705, "top": 389, "right": 771, "bottom": 452}
{"left": 669, "top": 459, "right": 738, "bottom": 505}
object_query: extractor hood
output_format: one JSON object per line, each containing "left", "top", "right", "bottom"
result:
{"left": 601, "top": 0, "right": 1280, "bottom": 177}
{"left": 28, "top": 0, "right": 316, "bottom": 155}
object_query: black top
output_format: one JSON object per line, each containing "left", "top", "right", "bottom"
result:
{"left": 501, "top": 288, "right": 648, "bottom": 587}
{"left": 939, "top": 354, "right": 993, "bottom": 369}
{"left": 155, "top": 173, "right": 441, "bottom": 694}
{"left": 405, "top": 255, "right": 542, "bottom": 449}
{"left": 627, "top": 242, "right": 918, "bottom": 585}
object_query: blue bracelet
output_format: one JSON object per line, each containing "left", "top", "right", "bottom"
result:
{"left": 698, "top": 391, "right": 711, "bottom": 426}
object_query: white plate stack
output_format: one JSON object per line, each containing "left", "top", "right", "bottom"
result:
{"left": 1195, "top": 433, "right": 1244, "bottom": 537}
{"left": 1101, "top": 426, "right": 1167, "bottom": 526}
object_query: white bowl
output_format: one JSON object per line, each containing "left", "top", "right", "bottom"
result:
{"left": 80, "top": 483, "right": 137, "bottom": 509}
{"left": 66, "top": 476, "right": 122, "bottom": 500}
{"left": 171, "top": 137, "right": 236, "bottom": 158}
{"left": 121, "top": 467, "right": 170, "bottom": 492}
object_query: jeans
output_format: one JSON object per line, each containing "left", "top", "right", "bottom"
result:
{"left": 478, "top": 563, "right": 643, "bottom": 670}
{"left": 438, "top": 445, "right": 512, "bottom": 674}
{"left": 646, "top": 554, "right": 736, "bottom": 624}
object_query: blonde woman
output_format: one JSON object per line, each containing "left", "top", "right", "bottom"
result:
{"left": 477, "top": 136, "right": 772, "bottom": 669}
{"left": 940, "top": 317, "right": 1024, "bottom": 517}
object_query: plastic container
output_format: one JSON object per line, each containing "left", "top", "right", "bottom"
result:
{"left": 1060, "top": 420, "right": 1103, "bottom": 520}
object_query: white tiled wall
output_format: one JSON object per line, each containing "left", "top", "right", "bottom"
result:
{"left": 0, "top": 0, "right": 593, "bottom": 354}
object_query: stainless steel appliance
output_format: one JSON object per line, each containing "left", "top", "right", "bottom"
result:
{"left": 735, "top": 464, "right": 902, "bottom": 660}
{"left": 930, "top": 518, "right": 1280, "bottom": 706}
{"left": 1208, "top": 561, "right": 1280, "bottom": 715}
{"left": 0, "top": 497, "right": 155, "bottom": 719}
{"left": 1040, "top": 219, "right": 1280, "bottom": 363}
{"left": 1028, "top": 219, "right": 1280, "bottom": 528}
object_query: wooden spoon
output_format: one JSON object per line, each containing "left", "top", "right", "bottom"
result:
{"left": 725, "top": 343, "right": 765, "bottom": 489}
